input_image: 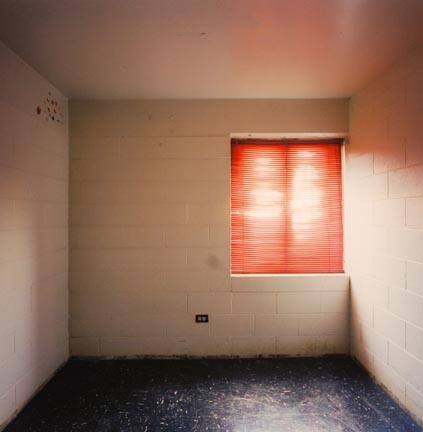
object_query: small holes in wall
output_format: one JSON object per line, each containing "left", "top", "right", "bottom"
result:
{"left": 36, "top": 92, "right": 64, "bottom": 125}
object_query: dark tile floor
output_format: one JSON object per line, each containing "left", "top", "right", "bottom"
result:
{"left": 4, "top": 356, "right": 421, "bottom": 432}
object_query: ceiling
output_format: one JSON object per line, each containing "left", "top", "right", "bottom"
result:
{"left": 0, "top": 0, "right": 422, "bottom": 99}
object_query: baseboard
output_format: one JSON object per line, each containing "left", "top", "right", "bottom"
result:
{"left": 70, "top": 352, "right": 350, "bottom": 361}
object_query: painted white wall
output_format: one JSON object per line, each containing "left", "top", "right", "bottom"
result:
{"left": 69, "top": 99, "right": 350, "bottom": 358}
{"left": 346, "top": 46, "right": 423, "bottom": 422}
{"left": 0, "top": 42, "right": 69, "bottom": 429}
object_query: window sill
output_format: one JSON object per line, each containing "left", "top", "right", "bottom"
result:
{"left": 230, "top": 273, "right": 349, "bottom": 292}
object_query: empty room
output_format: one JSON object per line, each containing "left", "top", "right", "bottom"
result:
{"left": 0, "top": 0, "right": 422, "bottom": 430}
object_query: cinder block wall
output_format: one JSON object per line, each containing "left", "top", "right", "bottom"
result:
{"left": 346, "top": 47, "right": 423, "bottom": 422}
{"left": 69, "top": 99, "right": 350, "bottom": 358}
{"left": 0, "top": 42, "right": 69, "bottom": 428}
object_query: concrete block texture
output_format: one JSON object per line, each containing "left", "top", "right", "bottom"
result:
{"left": 0, "top": 41, "right": 69, "bottom": 430}
{"left": 69, "top": 97, "right": 350, "bottom": 361}
{"left": 347, "top": 47, "right": 423, "bottom": 423}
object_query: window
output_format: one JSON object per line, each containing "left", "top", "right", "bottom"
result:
{"left": 231, "top": 140, "right": 343, "bottom": 274}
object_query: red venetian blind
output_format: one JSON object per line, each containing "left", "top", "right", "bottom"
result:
{"left": 231, "top": 140, "right": 343, "bottom": 274}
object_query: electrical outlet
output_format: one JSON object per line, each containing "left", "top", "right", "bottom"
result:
{"left": 195, "top": 314, "right": 209, "bottom": 323}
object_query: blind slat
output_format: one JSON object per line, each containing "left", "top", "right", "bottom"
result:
{"left": 231, "top": 141, "right": 343, "bottom": 274}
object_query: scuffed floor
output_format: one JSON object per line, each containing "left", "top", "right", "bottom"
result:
{"left": 4, "top": 356, "right": 421, "bottom": 431}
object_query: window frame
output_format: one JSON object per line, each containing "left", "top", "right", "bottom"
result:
{"left": 229, "top": 135, "right": 346, "bottom": 277}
